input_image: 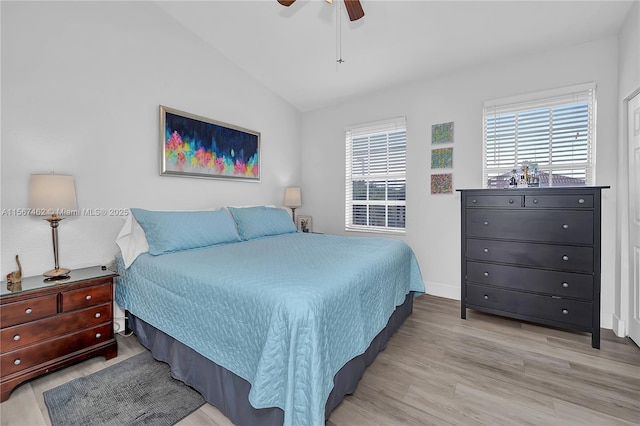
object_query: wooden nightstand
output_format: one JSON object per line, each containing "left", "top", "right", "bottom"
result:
{"left": 0, "top": 266, "right": 118, "bottom": 402}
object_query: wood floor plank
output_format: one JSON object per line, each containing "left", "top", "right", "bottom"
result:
{"left": 1, "top": 295, "right": 638, "bottom": 426}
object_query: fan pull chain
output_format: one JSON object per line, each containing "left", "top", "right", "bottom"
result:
{"left": 336, "top": 0, "right": 344, "bottom": 65}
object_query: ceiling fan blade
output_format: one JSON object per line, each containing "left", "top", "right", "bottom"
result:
{"left": 277, "top": 0, "right": 296, "bottom": 6}
{"left": 344, "top": 0, "right": 364, "bottom": 21}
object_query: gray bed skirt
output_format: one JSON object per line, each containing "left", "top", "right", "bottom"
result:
{"left": 128, "top": 291, "right": 414, "bottom": 426}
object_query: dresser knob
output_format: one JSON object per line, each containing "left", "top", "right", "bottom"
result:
{"left": 509, "top": 199, "right": 514, "bottom": 204}
{"left": 25, "top": 308, "right": 32, "bottom": 315}
{"left": 13, "top": 334, "right": 20, "bottom": 341}
{"left": 562, "top": 255, "right": 569, "bottom": 261}
{"left": 13, "top": 359, "right": 21, "bottom": 366}
{"left": 483, "top": 272, "right": 489, "bottom": 277}
{"left": 95, "top": 333, "right": 102, "bottom": 339}
{"left": 533, "top": 199, "right": 538, "bottom": 204}
{"left": 483, "top": 221, "right": 489, "bottom": 226}
{"left": 562, "top": 282, "right": 569, "bottom": 288}
{"left": 85, "top": 295, "right": 92, "bottom": 301}
{"left": 484, "top": 295, "right": 489, "bottom": 300}
{"left": 562, "top": 224, "right": 569, "bottom": 229}
{"left": 562, "top": 309, "right": 569, "bottom": 315}
{"left": 95, "top": 312, "right": 101, "bottom": 318}
{"left": 472, "top": 199, "right": 477, "bottom": 204}
{"left": 578, "top": 198, "right": 585, "bottom": 204}
{"left": 483, "top": 248, "right": 489, "bottom": 253}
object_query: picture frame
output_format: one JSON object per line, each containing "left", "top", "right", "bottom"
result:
{"left": 297, "top": 215, "right": 312, "bottom": 233}
{"left": 160, "top": 105, "right": 260, "bottom": 181}
{"left": 432, "top": 121, "right": 454, "bottom": 144}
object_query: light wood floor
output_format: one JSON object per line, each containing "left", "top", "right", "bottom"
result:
{"left": 1, "top": 295, "right": 638, "bottom": 425}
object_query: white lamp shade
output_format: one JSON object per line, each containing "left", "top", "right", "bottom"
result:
{"left": 29, "top": 174, "right": 78, "bottom": 215}
{"left": 284, "top": 187, "right": 301, "bottom": 208}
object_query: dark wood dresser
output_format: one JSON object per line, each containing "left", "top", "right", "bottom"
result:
{"left": 458, "top": 187, "right": 608, "bottom": 348}
{"left": 1, "top": 266, "right": 118, "bottom": 401}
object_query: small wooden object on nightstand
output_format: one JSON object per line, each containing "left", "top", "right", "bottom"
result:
{"left": 0, "top": 266, "right": 118, "bottom": 402}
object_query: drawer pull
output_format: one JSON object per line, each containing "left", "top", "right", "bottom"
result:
{"left": 562, "top": 309, "right": 569, "bottom": 315}
{"left": 85, "top": 295, "right": 92, "bottom": 301}
{"left": 472, "top": 199, "right": 477, "bottom": 204}
{"left": 578, "top": 198, "right": 585, "bottom": 204}
{"left": 562, "top": 224, "right": 569, "bottom": 229}
{"left": 13, "top": 359, "right": 21, "bottom": 366}
{"left": 562, "top": 282, "right": 569, "bottom": 288}
{"left": 562, "top": 255, "right": 569, "bottom": 261}
{"left": 13, "top": 334, "right": 20, "bottom": 341}
{"left": 533, "top": 199, "right": 539, "bottom": 204}
{"left": 95, "top": 333, "right": 102, "bottom": 339}
{"left": 483, "top": 221, "right": 489, "bottom": 226}
{"left": 95, "top": 312, "right": 101, "bottom": 318}
{"left": 509, "top": 199, "right": 514, "bottom": 204}
{"left": 483, "top": 272, "right": 489, "bottom": 277}
{"left": 25, "top": 308, "right": 32, "bottom": 315}
{"left": 483, "top": 248, "right": 489, "bottom": 253}
{"left": 483, "top": 295, "right": 489, "bottom": 300}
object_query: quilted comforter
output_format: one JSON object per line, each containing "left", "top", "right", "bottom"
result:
{"left": 115, "top": 232, "right": 424, "bottom": 425}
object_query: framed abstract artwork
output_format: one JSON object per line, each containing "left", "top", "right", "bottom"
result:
{"left": 432, "top": 121, "right": 454, "bottom": 144}
{"left": 431, "top": 147, "right": 453, "bottom": 169}
{"left": 431, "top": 173, "right": 453, "bottom": 194}
{"left": 160, "top": 106, "right": 260, "bottom": 181}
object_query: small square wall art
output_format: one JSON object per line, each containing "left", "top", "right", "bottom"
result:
{"left": 431, "top": 173, "right": 453, "bottom": 194}
{"left": 431, "top": 147, "right": 453, "bottom": 169}
{"left": 432, "top": 121, "right": 454, "bottom": 144}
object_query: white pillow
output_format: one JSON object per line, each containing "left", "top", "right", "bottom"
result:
{"left": 115, "top": 212, "right": 150, "bottom": 268}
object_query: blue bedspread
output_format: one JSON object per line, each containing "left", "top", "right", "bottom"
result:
{"left": 115, "top": 232, "right": 424, "bottom": 426}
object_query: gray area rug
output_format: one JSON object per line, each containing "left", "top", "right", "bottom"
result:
{"left": 43, "top": 351, "right": 206, "bottom": 426}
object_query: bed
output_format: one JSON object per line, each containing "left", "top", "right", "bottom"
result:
{"left": 114, "top": 206, "right": 425, "bottom": 426}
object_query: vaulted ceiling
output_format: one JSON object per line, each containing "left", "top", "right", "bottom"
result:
{"left": 156, "top": 1, "right": 635, "bottom": 112}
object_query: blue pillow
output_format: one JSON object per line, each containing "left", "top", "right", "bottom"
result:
{"left": 130, "top": 208, "right": 240, "bottom": 255}
{"left": 227, "top": 206, "right": 297, "bottom": 240}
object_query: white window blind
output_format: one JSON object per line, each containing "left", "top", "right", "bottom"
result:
{"left": 483, "top": 83, "right": 596, "bottom": 188}
{"left": 345, "top": 117, "right": 406, "bottom": 233}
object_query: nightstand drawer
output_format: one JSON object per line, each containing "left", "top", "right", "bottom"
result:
{"left": 0, "top": 295, "right": 58, "bottom": 328}
{"left": 466, "top": 284, "right": 592, "bottom": 328}
{"left": 466, "top": 261, "right": 593, "bottom": 299}
{"left": 466, "top": 194, "right": 522, "bottom": 208}
{"left": 466, "top": 239, "right": 594, "bottom": 272}
{"left": 524, "top": 194, "right": 594, "bottom": 209}
{"left": 1, "top": 304, "right": 112, "bottom": 352}
{"left": 466, "top": 209, "right": 594, "bottom": 244}
{"left": 61, "top": 283, "right": 112, "bottom": 312}
{"left": 0, "top": 323, "right": 113, "bottom": 376}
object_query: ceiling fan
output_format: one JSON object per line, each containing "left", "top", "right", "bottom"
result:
{"left": 277, "top": 0, "right": 365, "bottom": 22}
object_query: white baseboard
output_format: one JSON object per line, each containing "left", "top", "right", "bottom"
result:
{"left": 425, "top": 280, "right": 459, "bottom": 300}
{"left": 610, "top": 314, "right": 627, "bottom": 337}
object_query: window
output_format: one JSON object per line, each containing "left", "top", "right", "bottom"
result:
{"left": 345, "top": 117, "right": 406, "bottom": 233}
{"left": 483, "top": 83, "right": 596, "bottom": 188}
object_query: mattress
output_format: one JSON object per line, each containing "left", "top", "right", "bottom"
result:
{"left": 115, "top": 232, "right": 425, "bottom": 426}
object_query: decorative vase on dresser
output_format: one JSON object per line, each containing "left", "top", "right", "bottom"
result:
{"left": 458, "top": 186, "right": 609, "bottom": 349}
{"left": 0, "top": 266, "right": 118, "bottom": 401}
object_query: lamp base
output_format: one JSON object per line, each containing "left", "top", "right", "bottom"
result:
{"left": 43, "top": 267, "right": 71, "bottom": 282}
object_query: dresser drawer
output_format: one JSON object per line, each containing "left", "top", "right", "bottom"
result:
{"left": 466, "top": 209, "right": 594, "bottom": 244}
{"left": 0, "top": 323, "right": 113, "bottom": 376}
{"left": 466, "top": 194, "right": 522, "bottom": 208}
{"left": 524, "top": 194, "right": 594, "bottom": 209}
{"left": 466, "top": 284, "right": 592, "bottom": 328}
{"left": 1, "top": 304, "right": 112, "bottom": 352}
{"left": 466, "top": 261, "right": 593, "bottom": 300}
{"left": 0, "top": 295, "right": 58, "bottom": 328}
{"left": 61, "top": 283, "right": 112, "bottom": 312}
{"left": 466, "top": 239, "right": 594, "bottom": 272}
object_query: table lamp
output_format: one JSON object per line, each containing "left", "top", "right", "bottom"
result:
{"left": 29, "top": 173, "right": 77, "bottom": 281}
{"left": 284, "top": 187, "right": 301, "bottom": 224}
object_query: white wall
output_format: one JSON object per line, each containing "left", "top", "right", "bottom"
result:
{"left": 1, "top": 1, "right": 301, "bottom": 277}
{"left": 614, "top": 1, "right": 640, "bottom": 336}
{"left": 301, "top": 37, "right": 620, "bottom": 328}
